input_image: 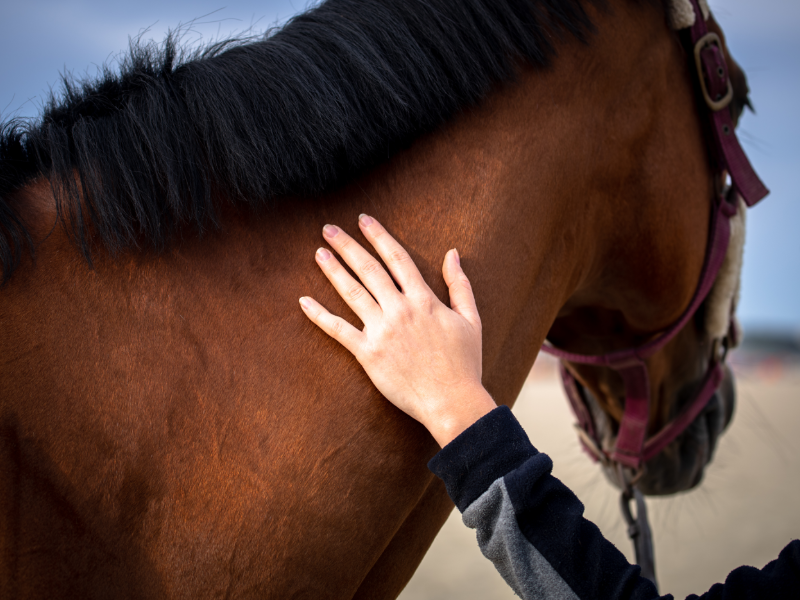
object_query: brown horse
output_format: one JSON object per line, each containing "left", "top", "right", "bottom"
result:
{"left": 0, "top": 0, "right": 758, "bottom": 597}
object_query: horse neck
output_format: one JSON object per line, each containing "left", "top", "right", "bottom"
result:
{"left": 340, "top": 0, "right": 712, "bottom": 394}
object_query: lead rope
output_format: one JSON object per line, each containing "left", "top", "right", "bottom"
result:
{"left": 618, "top": 464, "right": 658, "bottom": 590}
{"left": 621, "top": 488, "right": 658, "bottom": 589}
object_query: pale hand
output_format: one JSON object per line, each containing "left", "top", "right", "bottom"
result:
{"left": 299, "top": 215, "right": 496, "bottom": 448}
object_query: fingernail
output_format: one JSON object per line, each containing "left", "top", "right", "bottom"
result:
{"left": 323, "top": 224, "right": 339, "bottom": 238}
{"left": 316, "top": 247, "right": 331, "bottom": 261}
{"left": 359, "top": 213, "right": 374, "bottom": 227}
{"left": 453, "top": 248, "right": 460, "bottom": 265}
{"left": 299, "top": 297, "right": 312, "bottom": 310}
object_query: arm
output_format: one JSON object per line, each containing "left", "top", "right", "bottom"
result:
{"left": 299, "top": 216, "right": 800, "bottom": 600}
{"left": 432, "top": 405, "right": 659, "bottom": 600}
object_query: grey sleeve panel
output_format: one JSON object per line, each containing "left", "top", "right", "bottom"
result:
{"left": 462, "top": 478, "right": 580, "bottom": 600}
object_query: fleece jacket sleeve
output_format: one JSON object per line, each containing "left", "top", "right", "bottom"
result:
{"left": 427, "top": 405, "right": 800, "bottom": 600}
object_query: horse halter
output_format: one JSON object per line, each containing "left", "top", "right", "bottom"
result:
{"left": 542, "top": 0, "right": 769, "bottom": 474}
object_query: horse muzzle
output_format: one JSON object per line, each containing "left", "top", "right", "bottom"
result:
{"left": 594, "top": 363, "right": 736, "bottom": 496}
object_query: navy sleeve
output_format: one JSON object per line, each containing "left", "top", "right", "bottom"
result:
{"left": 687, "top": 541, "right": 800, "bottom": 600}
{"left": 428, "top": 406, "right": 800, "bottom": 600}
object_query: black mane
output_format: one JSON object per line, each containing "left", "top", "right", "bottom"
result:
{"left": 0, "top": 0, "right": 600, "bottom": 282}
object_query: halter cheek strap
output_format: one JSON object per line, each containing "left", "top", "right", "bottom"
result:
{"left": 542, "top": 0, "right": 768, "bottom": 470}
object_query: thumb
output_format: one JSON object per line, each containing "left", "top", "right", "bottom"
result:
{"left": 442, "top": 249, "right": 481, "bottom": 329}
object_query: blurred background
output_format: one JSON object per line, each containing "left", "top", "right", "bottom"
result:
{"left": 2, "top": 1, "right": 798, "bottom": 598}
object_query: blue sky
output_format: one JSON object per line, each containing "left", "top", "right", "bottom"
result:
{"left": 2, "top": 0, "right": 797, "bottom": 331}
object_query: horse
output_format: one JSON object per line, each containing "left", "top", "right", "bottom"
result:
{"left": 0, "top": 0, "right": 765, "bottom": 597}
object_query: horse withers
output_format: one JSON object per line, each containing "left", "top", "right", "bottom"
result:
{"left": 0, "top": 0, "right": 763, "bottom": 597}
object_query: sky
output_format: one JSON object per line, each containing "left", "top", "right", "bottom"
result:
{"left": 2, "top": 0, "right": 798, "bottom": 332}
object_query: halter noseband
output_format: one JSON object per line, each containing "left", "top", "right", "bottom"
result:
{"left": 542, "top": 0, "right": 769, "bottom": 472}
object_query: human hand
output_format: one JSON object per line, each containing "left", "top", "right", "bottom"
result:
{"left": 299, "top": 215, "right": 496, "bottom": 447}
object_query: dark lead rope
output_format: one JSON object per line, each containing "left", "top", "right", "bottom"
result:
{"left": 621, "top": 488, "right": 658, "bottom": 591}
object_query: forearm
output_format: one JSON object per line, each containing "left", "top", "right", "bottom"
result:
{"left": 429, "top": 406, "right": 800, "bottom": 600}
{"left": 428, "top": 406, "right": 660, "bottom": 600}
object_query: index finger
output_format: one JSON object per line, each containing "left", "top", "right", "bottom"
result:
{"left": 357, "top": 214, "right": 428, "bottom": 295}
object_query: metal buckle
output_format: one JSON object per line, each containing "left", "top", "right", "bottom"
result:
{"left": 693, "top": 33, "right": 734, "bottom": 112}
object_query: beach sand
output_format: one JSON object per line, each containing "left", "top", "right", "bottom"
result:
{"left": 399, "top": 356, "right": 800, "bottom": 599}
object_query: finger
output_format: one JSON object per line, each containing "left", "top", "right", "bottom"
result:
{"left": 442, "top": 249, "right": 481, "bottom": 329}
{"left": 299, "top": 295, "right": 363, "bottom": 354}
{"left": 322, "top": 224, "right": 400, "bottom": 305}
{"left": 315, "top": 247, "right": 382, "bottom": 322}
{"left": 357, "top": 215, "right": 429, "bottom": 296}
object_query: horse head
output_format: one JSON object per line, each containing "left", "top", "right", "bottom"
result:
{"left": 545, "top": 10, "right": 763, "bottom": 496}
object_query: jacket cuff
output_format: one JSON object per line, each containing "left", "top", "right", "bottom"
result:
{"left": 427, "top": 405, "right": 538, "bottom": 512}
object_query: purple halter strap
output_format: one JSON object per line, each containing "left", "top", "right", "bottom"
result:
{"left": 542, "top": 0, "right": 768, "bottom": 471}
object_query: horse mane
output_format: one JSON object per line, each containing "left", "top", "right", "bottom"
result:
{"left": 0, "top": 0, "right": 604, "bottom": 282}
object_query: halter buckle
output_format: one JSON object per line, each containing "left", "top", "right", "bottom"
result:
{"left": 694, "top": 33, "right": 734, "bottom": 112}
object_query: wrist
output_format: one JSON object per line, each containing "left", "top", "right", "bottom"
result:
{"left": 424, "top": 385, "right": 497, "bottom": 448}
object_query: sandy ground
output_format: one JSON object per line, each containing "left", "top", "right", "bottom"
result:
{"left": 399, "top": 356, "right": 800, "bottom": 599}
